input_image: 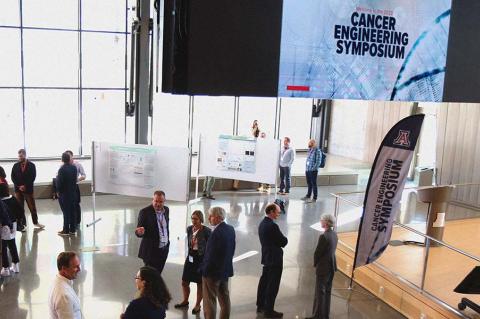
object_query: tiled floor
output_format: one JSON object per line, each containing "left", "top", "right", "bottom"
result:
{"left": 0, "top": 185, "right": 405, "bottom": 319}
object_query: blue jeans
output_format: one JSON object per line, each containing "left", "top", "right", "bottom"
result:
{"left": 306, "top": 170, "right": 318, "bottom": 199}
{"left": 279, "top": 167, "right": 291, "bottom": 192}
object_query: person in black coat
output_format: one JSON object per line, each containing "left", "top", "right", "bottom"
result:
{"left": 256, "top": 203, "right": 288, "bottom": 318}
{"left": 305, "top": 214, "right": 338, "bottom": 319}
{"left": 56, "top": 152, "right": 78, "bottom": 236}
{"left": 200, "top": 206, "right": 236, "bottom": 319}
{"left": 135, "top": 191, "right": 170, "bottom": 274}
{"left": 11, "top": 149, "right": 44, "bottom": 229}
{"left": 174, "top": 210, "right": 212, "bottom": 314}
{"left": 0, "top": 183, "right": 21, "bottom": 274}
{"left": 121, "top": 266, "right": 172, "bottom": 319}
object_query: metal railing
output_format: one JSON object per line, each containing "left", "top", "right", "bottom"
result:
{"left": 330, "top": 186, "right": 480, "bottom": 318}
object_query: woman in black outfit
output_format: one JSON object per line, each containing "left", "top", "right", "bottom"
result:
{"left": 121, "top": 266, "right": 171, "bottom": 319}
{"left": 174, "top": 210, "right": 212, "bottom": 314}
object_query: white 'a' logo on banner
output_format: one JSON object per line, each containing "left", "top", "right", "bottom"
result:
{"left": 393, "top": 130, "right": 411, "bottom": 147}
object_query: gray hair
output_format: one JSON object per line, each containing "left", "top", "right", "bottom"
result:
{"left": 208, "top": 207, "right": 226, "bottom": 220}
{"left": 320, "top": 214, "right": 336, "bottom": 228}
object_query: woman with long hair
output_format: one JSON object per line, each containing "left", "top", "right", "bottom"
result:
{"left": 251, "top": 119, "right": 260, "bottom": 138}
{"left": 174, "top": 210, "right": 211, "bottom": 314}
{"left": 121, "top": 266, "right": 172, "bottom": 319}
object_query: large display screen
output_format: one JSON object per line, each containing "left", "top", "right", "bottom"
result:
{"left": 162, "top": 0, "right": 480, "bottom": 103}
{"left": 278, "top": 0, "right": 452, "bottom": 101}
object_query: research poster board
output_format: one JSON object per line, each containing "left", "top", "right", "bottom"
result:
{"left": 93, "top": 141, "right": 190, "bottom": 202}
{"left": 199, "top": 135, "right": 280, "bottom": 185}
{"left": 217, "top": 135, "right": 257, "bottom": 173}
{"left": 278, "top": 0, "right": 451, "bottom": 101}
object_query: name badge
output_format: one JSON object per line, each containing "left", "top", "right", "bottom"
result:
{"left": 188, "top": 255, "right": 194, "bottom": 263}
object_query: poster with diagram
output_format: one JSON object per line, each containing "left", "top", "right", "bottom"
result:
{"left": 109, "top": 145, "right": 156, "bottom": 188}
{"left": 93, "top": 141, "right": 190, "bottom": 201}
{"left": 216, "top": 135, "right": 257, "bottom": 173}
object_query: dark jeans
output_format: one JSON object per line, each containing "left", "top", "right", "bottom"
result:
{"left": 15, "top": 191, "right": 38, "bottom": 225}
{"left": 256, "top": 265, "right": 283, "bottom": 312}
{"left": 279, "top": 166, "right": 291, "bottom": 192}
{"left": 59, "top": 195, "right": 76, "bottom": 233}
{"left": 74, "top": 185, "right": 81, "bottom": 225}
{"left": 306, "top": 170, "right": 318, "bottom": 199}
{"left": 2, "top": 239, "right": 19, "bottom": 268}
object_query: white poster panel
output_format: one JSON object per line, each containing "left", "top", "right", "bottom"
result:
{"left": 93, "top": 142, "right": 190, "bottom": 202}
{"left": 199, "top": 135, "right": 280, "bottom": 185}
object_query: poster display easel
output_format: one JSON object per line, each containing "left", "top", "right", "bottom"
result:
{"left": 196, "top": 134, "right": 280, "bottom": 198}
{"left": 81, "top": 141, "right": 191, "bottom": 252}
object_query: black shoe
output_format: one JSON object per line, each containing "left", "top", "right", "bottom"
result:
{"left": 256, "top": 307, "right": 264, "bottom": 313}
{"left": 206, "top": 195, "right": 215, "bottom": 200}
{"left": 264, "top": 310, "right": 283, "bottom": 318}
{"left": 201, "top": 193, "right": 207, "bottom": 198}
{"left": 174, "top": 302, "right": 189, "bottom": 308}
{"left": 192, "top": 306, "right": 201, "bottom": 314}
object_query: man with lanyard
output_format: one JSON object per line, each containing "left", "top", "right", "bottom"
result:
{"left": 301, "top": 139, "right": 322, "bottom": 203}
{"left": 135, "top": 190, "right": 170, "bottom": 274}
{"left": 65, "top": 150, "right": 86, "bottom": 230}
{"left": 11, "top": 149, "right": 45, "bottom": 229}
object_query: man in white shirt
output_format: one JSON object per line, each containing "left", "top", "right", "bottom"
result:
{"left": 278, "top": 137, "right": 295, "bottom": 195}
{"left": 66, "top": 150, "right": 86, "bottom": 230}
{"left": 48, "top": 251, "right": 82, "bottom": 319}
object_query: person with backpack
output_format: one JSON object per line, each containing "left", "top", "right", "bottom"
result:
{"left": 301, "top": 139, "right": 324, "bottom": 203}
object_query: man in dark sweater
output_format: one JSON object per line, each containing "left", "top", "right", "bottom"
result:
{"left": 256, "top": 203, "right": 288, "bottom": 318}
{"left": 11, "top": 149, "right": 44, "bottom": 229}
{"left": 56, "top": 152, "right": 78, "bottom": 236}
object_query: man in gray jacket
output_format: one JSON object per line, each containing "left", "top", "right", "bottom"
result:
{"left": 278, "top": 137, "right": 295, "bottom": 195}
{"left": 306, "top": 214, "right": 338, "bottom": 319}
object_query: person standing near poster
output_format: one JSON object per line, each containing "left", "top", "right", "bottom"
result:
{"left": 56, "top": 152, "right": 78, "bottom": 236}
{"left": 135, "top": 191, "right": 170, "bottom": 274}
{"left": 301, "top": 140, "right": 322, "bottom": 203}
{"left": 278, "top": 137, "right": 295, "bottom": 195}
{"left": 11, "top": 149, "right": 45, "bottom": 229}
{"left": 65, "top": 150, "right": 86, "bottom": 230}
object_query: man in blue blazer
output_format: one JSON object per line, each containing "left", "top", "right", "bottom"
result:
{"left": 56, "top": 152, "right": 78, "bottom": 236}
{"left": 201, "top": 206, "right": 236, "bottom": 319}
{"left": 256, "top": 203, "right": 288, "bottom": 318}
{"left": 135, "top": 191, "right": 170, "bottom": 274}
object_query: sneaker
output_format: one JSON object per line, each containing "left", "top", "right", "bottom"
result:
{"left": 301, "top": 196, "right": 310, "bottom": 200}
{"left": 1, "top": 268, "right": 10, "bottom": 277}
{"left": 10, "top": 263, "right": 19, "bottom": 273}
{"left": 34, "top": 223, "right": 45, "bottom": 229}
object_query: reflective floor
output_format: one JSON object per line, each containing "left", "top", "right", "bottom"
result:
{"left": 0, "top": 185, "right": 405, "bottom": 319}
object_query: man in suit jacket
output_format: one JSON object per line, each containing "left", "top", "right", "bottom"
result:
{"left": 201, "top": 206, "right": 236, "bottom": 319}
{"left": 256, "top": 203, "right": 288, "bottom": 318}
{"left": 306, "top": 214, "right": 338, "bottom": 319}
{"left": 11, "top": 149, "right": 44, "bottom": 229}
{"left": 56, "top": 152, "right": 78, "bottom": 236}
{"left": 135, "top": 191, "right": 170, "bottom": 274}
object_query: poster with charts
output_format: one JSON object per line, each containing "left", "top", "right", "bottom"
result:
{"left": 93, "top": 142, "right": 190, "bottom": 201}
{"left": 216, "top": 135, "right": 257, "bottom": 174}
